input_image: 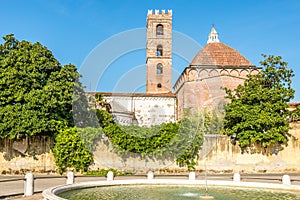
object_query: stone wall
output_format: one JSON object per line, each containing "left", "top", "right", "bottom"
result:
{"left": 0, "top": 136, "right": 55, "bottom": 174}
{"left": 1, "top": 123, "right": 299, "bottom": 174}
{"left": 198, "top": 123, "right": 300, "bottom": 173}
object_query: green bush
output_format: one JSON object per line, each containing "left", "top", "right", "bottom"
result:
{"left": 84, "top": 168, "right": 133, "bottom": 176}
{"left": 53, "top": 127, "right": 93, "bottom": 174}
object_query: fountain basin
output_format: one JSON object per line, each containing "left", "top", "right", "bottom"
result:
{"left": 43, "top": 179, "right": 300, "bottom": 200}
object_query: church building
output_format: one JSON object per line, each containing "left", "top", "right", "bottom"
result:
{"left": 87, "top": 10, "right": 260, "bottom": 126}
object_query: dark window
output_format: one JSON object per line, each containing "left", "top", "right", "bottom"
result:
{"left": 157, "top": 45, "right": 163, "bottom": 56}
{"left": 156, "top": 24, "right": 163, "bottom": 35}
{"left": 157, "top": 63, "right": 163, "bottom": 74}
{"left": 157, "top": 83, "right": 162, "bottom": 88}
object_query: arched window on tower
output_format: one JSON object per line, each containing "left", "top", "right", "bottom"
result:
{"left": 156, "top": 24, "right": 164, "bottom": 35}
{"left": 156, "top": 63, "right": 163, "bottom": 74}
{"left": 157, "top": 45, "right": 163, "bottom": 56}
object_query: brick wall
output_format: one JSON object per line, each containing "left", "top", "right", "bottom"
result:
{"left": 174, "top": 66, "right": 260, "bottom": 119}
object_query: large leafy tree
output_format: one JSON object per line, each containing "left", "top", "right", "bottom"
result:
{"left": 0, "top": 34, "right": 81, "bottom": 139}
{"left": 223, "top": 55, "right": 295, "bottom": 148}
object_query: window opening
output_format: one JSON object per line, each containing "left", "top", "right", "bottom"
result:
{"left": 157, "top": 45, "right": 163, "bottom": 56}
{"left": 156, "top": 24, "right": 163, "bottom": 35}
{"left": 157, "top": 63, "right": 163, "bottom": 74}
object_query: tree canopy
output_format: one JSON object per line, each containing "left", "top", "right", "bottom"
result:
{"left": 0, "top": 34, "right": 81, "bottom": 139}
{"left": 223, "top": 55, "right": 295, "bottom": 148}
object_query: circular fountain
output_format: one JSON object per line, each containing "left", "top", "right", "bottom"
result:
{"left": 43, "top": 177, "right": 300, "bottom": 200}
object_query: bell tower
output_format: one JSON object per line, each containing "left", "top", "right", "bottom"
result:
{"left": 146, "top": 9, "right": 172, "bottom": 93}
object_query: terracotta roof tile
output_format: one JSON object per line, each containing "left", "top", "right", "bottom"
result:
{"left": 190, "top": 42, "right": 254, "bottom": 67}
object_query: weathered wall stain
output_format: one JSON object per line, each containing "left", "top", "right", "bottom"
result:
{"left": 0, "top": 136, "right": 55, "bottom": 174}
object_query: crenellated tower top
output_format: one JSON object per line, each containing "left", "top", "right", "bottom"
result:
{"left": 147, "top": 9, "right": 172, "bottom": 16}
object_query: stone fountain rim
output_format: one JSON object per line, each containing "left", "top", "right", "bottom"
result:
{"left": 42, "top": 179, "right": 300, "bottom": 200}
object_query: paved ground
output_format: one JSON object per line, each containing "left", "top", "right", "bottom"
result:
{"left": 1, "top": 173, "right": 300, "bottom": 199}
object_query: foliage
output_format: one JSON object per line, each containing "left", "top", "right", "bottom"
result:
{"left": 203, "top": 109, "right": 224, "bottom": 135}
{"left": 103, "top": 122, "right": 179, "bottom": 158}
{"left": 295, "top": 108, "right": 300, "bottom": 121}
{"left": 94, "top": 93, "right": 104, "bottom": 106}
{"left": 73, "top": 93, "right": 114, "bottom": 129}
{"left": 98, "top": 108, "right": 224, "bottom": 171}
{"left": 53, "top": 127, "right": 93, "bottom": 174}
{"left": 72, "top": 89, "right": 100, "bottom": 129}
{"left": 77, "top": 127, "right": 103, "bottom": 152}
{"left": 289, "top": 107, "right": 300, "bottom": 122}
{"left": 223, "top": 55, "right": 295, "bottom": 148}
{"left": 84, "top": 168, "right": 133, "bottom": 176}
{"left": 95, "top": 109, "right": 114, "bottom": 128}
{"left": 0, "top": 34, "right": 81, "bottom": 139}
{"left": 174, "top": 109, "right": 223, "bottom": 170}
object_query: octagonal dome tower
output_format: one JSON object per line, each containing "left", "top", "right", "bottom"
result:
{"left": 174, "top": 26, "right": 260, "bottom": 119}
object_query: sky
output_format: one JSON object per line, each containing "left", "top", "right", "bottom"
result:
{"left": 1, "top": 0, "right": 299, "bottom": 101}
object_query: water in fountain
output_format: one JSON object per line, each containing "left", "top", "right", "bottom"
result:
{"left": 58, "top": 185, "right": 300, "bottom": 200}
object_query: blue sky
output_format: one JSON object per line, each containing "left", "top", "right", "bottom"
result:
{"left": 1, "top": 0, "right": 299, "bottom": 101}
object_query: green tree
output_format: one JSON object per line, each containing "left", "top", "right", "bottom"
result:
{"left": 0, "top": 34, "right": 81, "bottom": 139}
{"left": 223, "top": 55, "right": 295, "bottom": 148}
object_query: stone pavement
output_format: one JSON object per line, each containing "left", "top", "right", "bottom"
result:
{"left": 0, "top": 175, "right": 105, "bottom": 200}
{"left": 1, "top": 174, "right": 300, "bottom": 200}
{"left": 8, "top": 194, "right": 43, "bottom": 200}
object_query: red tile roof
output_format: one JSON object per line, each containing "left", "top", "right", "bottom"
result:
{"left": 190, "top": 42, "right": 254, "bottom": 67}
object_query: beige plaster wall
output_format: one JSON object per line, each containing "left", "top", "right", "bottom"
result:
{"left": 0, "top": 136, "right": 56, "bottom": 174}
{"left": 1, "top": 123, "right": 299, "bottom": 174}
